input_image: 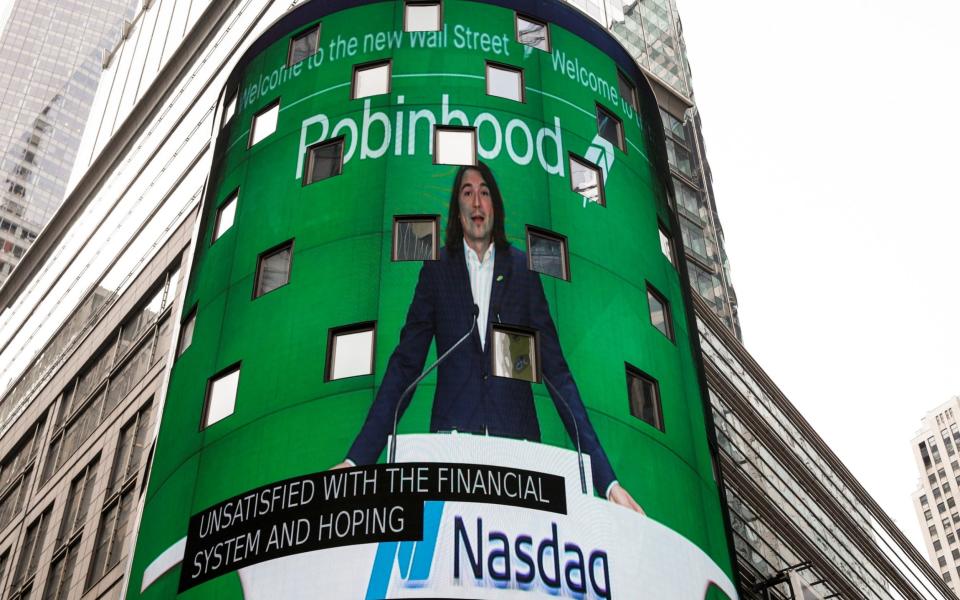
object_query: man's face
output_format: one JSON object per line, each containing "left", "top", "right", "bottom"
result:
{"left": 458, "top": 169, "right": 494, "bottom": 249}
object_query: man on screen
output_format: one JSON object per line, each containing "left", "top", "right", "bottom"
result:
{"left": 334, "top": 163, "right": 642, "bottom": 512}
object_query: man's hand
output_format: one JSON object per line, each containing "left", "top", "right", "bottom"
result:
{"left": 608, "top": 483, "right": 645, "bottom": 515}
{"left": 330, "top": 461, "right": 352, "bottom": 470}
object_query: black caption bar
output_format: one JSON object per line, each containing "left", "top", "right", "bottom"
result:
{"left": 178, "top": 462, "right": 566, "bottom": 591}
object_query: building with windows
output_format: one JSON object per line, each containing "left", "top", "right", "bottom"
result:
{"left": 0, "top": 0, "right": 139, "bottom": 283}
{"left": 911, "top": 396, "right": 960, "bottom": 592}
{"left": 0, "top": 0, "right": 949, "bottom": 599}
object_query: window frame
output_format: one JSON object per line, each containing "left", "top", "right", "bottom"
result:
{"left": 253, "top": 239, "right": 295, "bottom": 299}
{"left": 248, "top": 99, "right": 280, "bottom": 148}
{"left": 658, "top": 221, "right": 675, "bottom": 266}
{"left": 404, "top": 1, "right": 442, "bottom": 32}
{"left": 595, "top": 102, "right": 625, "bottom": 152}
{"left": 646, "top": 283, "right": 674, "bottom": 342}
{"left": 490, "top": 323, "right": 541, "bottom": 383}
{"left": 515, "top": 13, "right": 550, "bottom": 51}
{"left": 351, "top": 59, "right": 392, "bottom": 100}
{"left": 201, "top": 363, "right": 241, "bottom": 429}
{"left": 212, "top": 189, "right": 238, "bottom": 243}
{"left": 392, "top": 214, "right": 440, "bottom": 261}
{"left": 325, "top": 322, "right": 377, "bottom": 382}
{"left": 617, "top": 69, "right": 637, "bottom": 112}
{"left": 568, "top": 153, "right": 605, "bottom": 206}
{"left": 433, "top": 125, "right": 477, "bottom": 166}
{"left": 485, "top": 61, "right": 525, "bottom": 103}
{"left": 177, "top": 305, "right": 197, "bottom": 358}
{"left": 287, "top": 24, "right": 321, "bottom": 67}
{"left": 525, "top": 225, "right": 569, "bottom": 281}
{"left": 625, "top": 364, "right": 664, "bottom": 432}
{"left": 303, "top": 137, "right": 345, "bottom": 186}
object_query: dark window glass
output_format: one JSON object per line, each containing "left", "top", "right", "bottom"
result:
{"left": 254, "top": 242, "right": 293, "bottom": 297}
{"left": 526, "top": 227, "right": 568, "bottom": 281}
{"left": 393, "top": 216, "right": 438, "bottom": 261}
{"left": 304, "top": 138, "right": 343, "bottom": 185}
{"left": 596, "top": 104, "right": 624, "bottom": 151}
{"left": 647, "top": 285, "right": 673, "bottom": 340}
{"left": 617, "top": 71, "right": 637, "bottom": 112}
{"left": 626, "top": 365, "right": 662, "bottom": 431}
{"left": 288, "top": 25, "right": 320, "bottom": 66}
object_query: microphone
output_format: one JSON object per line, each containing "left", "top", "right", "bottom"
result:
{"left": 542, "top": 374, "right": 587, "bottom": 495}
{"left": 388, "top": 304, "right": 480, "bottom": 463}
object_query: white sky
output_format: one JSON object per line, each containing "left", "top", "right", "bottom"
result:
{"left": 676, "top": 0, "right": 960, "bottom": 553}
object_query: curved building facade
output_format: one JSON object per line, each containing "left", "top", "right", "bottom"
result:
{"left": 129, "top": 0, "right": 736, "bottom": 597}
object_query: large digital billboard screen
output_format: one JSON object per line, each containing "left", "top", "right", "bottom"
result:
{"left": 128, "top": 0, "right": 738, "bottom": 598}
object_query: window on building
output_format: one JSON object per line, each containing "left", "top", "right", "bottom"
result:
{"left": 47, "top": 458, "right": 98, "bottom": 600}
{"left": 952, "top": 460, "right": 959, "bottom": 471}
{"left": 647, "top": 284, "right": 673, "bottom": 341}
{"left": 202, "top": 365, "right": 240, "bottom": 428}
{"left": 946, "top": 482, "right": 953, "bottom": 492}
{"left": 658, "top": 223, "right": 675, "bottom": 265}
{"left": 405, "top": 1, "right": 441, "bottom": 31}
{"left": 617, "top": 70, "right": 637, "bottom": 112}
{"left": 108, "top": 407, "right": 153, "bottom": 495}
{"left": 526, "top": 226, "right": 568, "bottom": 281}
{"left": 941, "top": 468, "right": 948, "bottom": 479}
{"left": 178, "top": 307, "right": 196, "bottom": 357}
{"left": 938, "top": 502, "right": 946, "bottom": 513}
{"left": 569, "top": 154, "right": 604, "bottom": 205}
{"left": 922, "top": 495, "right": 930, "bottom": 505}
{"left": 596, "top": 103, "right": 624, "bottom": 151}
{"left": 516, "top": 14, "right": 549, "bottom": 51}
{"left": 486, "top": 62, "right": 523, "bottom": 102}
{"left": 303, "top": 138, "right": 344, "bottom": 185}
{"left": 927, "top": 510, "right": 935, "bottom": 521}
{"left": 434, "top": 126, "right": 476, "bottom": 165}
{"left": 949, "top": 532, "right": 957, "bottom": 545}
{"left": 946, "top": 571, "right": 953, "bottom": 583}
{"left": 221, "top": 91, "right": 237, "bottom": 126}
{"left": 490, "top": 325, "right": 539, "bottom": 383}
{"left": 288, "top": 25, "right": 320, "bottom": 66}
{"left": 931, "top": 525, "right": 938, "bottom": 536}
{"left": 10, "top": 508, "right": 51, "bottom": 598}
{"left": 935, "top": 540, "right": 943, "bottom": 551}
{"left": 326, "top": 323, "right": 376, "bottom": 381}
{"left": 86, "top": 482, "right": 137, "bottom": 588}
{"left": 932, "top": 474, "right": 940, "bottom": 485}
{"left": 0, "top": 418, "right": 45, "bottom": 530}
{"left": 254, "top": 241, "right": 293, "bottom": 298}
{"left": 393, "top": 215, "right": 439, "bottom": 261}
{"left": 248, "top": 101, "right": 279, "bottom": 147}
{"left": 352, "top": 60, "right": 391, "bottom": 99}
{"left": 939, "top": 556, "right": 948, "bottom": 567}
{"left": 212, "top": 190, "right": 237, "bottom": 242}
{"left": 950, "top": 498, "right": 956, "bottom": 509}
{"left": 626, "top": 365, "right": 663, "bottom": 431}
{"left": 953, "top": 513, "right": 960, "bottom": 523}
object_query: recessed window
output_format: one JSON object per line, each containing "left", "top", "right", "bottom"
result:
{"left": 352, "top": 60, "right": 391, "bottom": 99}
{"left": 569, "top": 154, "right": 604, "bottom": 206}
{"left": 177, "top": 307, "right": 196, "bottom": 357}
{"left": 326, "top": 323, "right": 376, "bottom": 381}
{"left": 249, "top": 100, "right": 279, "bottom": 147}
{"left": 434, "top": 126, "right": 476, "bottom": 165}
{"left": 405, "top": 1, "right": 441, "bottom": 31}
{"left": 304, "top": 137, "right": 344, "bottom": 185}
{"left": 221, "top": 92, "right": 236, "bottom": 126}
{"left": 491, "top": 325, "right": 539, "bottom": 383}
{"left": 516, "top": 14, "right": 549, "bottom": 51}
{"left": 212, "top": 191, "right": 237, "bottom": 242}
{"left": 393, "top": 215, "right": 439, "bottom": 261}
{"left": 626, "top": 365, "right": 663, "bottom": 431}
{"left": 526, "top": 226, "right": 568, "bottom": 281}
{"left": 254, "top": 241, "right": 293, "bottom": 298}
{"left": 647, "top": 284, "right": 673, "bottom": 341}
{"left": 658, "top": 222, "right": 674, "bottom": 265}
{"left": 617, "top": 71, "right": 637, "bottom": 112}
{"left": 203, "top": 364, "right": 240, "bottom": 428}
{"left": 596, "top": 103, "right": 624, "bottom": 151}
{"left": 486, "top": 62, "right": 524, "bottom": 102}
{"left": 288, "top": 25, "right": 320, "bottom": 66}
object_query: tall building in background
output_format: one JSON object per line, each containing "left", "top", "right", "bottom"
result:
{"left": 912, "top": 396, "right": 960, "bottom": 591}
{"left": 0, "top": 0, "right": 949, "bottom": 599}
{"left": 0, "top": 0, "right": 138, "bottom": 283}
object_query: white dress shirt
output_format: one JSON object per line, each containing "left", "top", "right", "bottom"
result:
{"left": 463, "top": 239, "right": 495, "bottom": 349}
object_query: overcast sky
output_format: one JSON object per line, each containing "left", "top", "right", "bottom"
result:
{"left": 676, "top": 0, "right": 960, "bottom": 552}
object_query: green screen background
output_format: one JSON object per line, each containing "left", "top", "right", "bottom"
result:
{"left": 128, "top": 1, "right": 735, "bottom": 597}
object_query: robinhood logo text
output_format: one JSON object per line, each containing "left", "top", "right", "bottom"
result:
{"left": 295, "top": 94, "right": 565, "bottom": 179}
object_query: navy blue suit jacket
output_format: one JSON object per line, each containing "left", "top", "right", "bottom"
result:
{"left": 346, "top": 244, "right": 617, "bottom": 494}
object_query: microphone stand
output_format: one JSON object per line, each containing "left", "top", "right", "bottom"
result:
{"left": 542, "top": 374, "right": 587, "bottom": 495}
{"left": 388, "top": 305, "right": 480, "bottom": 464}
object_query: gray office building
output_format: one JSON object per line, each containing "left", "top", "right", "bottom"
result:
{"left": 0, "top": 0, "right": 138, "bottom": 283}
